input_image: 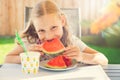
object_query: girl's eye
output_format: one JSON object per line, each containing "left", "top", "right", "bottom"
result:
{"left": 51, "top": 26, "right": 57, "bottom": 30}
{"left": 38, "top": 30, "right": 45, "bottom": 33}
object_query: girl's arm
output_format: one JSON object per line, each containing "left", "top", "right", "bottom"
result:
{"left": 63, "top": 46, "right": 108, "bottom": 66}
{"left": 4, "top": 44, "right": 24, "bottom": 64}
{"left": 69, "top": 35, "right": 108, "bottom": 65}
{"left": 78, "top": 47, "right": 108, "bottom": 66}
{"left": 4, "top": 43, "right": 43, "bottom": 64}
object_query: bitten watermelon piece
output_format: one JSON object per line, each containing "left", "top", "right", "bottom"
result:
{"left": 42, "top": 38, "right": 65, "bottom": 55}
{"left": 45, "top": 55, "right": 72, "bottom": 69}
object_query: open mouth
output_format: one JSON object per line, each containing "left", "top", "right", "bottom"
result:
{"left": 47, "top": 39, "right": 54, "bottom": 42}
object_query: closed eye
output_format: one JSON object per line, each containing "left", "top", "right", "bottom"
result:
{"left": 51, "top": 26, "right": 57, "bottom": 30}
{"left": 38, "top": 29, "right": 45, "bottom": 33}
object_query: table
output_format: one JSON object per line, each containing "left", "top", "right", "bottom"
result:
{"left": 103, "top": 64, "right": 120, "bottom": 80}
{"left": 0, "top": 63, "right": 110, "bottom": 80}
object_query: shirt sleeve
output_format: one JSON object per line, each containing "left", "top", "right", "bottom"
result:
{"left": 71, "top": 35, "right": 87, "bottom": 52}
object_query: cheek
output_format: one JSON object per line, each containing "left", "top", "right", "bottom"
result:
{"left": 54, "top": 28, "right": 63, "bottom": 37}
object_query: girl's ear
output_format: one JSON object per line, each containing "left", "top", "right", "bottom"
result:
{"left": 60, "top": 14, "right": 66, "bottom": 27}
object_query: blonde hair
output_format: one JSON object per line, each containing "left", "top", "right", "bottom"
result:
{"left": 21, "top": 0, "right": 72, "bottom": 47}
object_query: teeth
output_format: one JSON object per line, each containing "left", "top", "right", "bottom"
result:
{"left": 47, "top": 39, "right": 54, "bottom": 42}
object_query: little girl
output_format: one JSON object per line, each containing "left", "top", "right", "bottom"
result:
{"left": 5, "top": 0, "right": 108, "bottom": 65}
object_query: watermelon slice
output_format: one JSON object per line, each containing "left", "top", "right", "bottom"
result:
{"left": 45, "top": 55, "right": 72, "bottom": 69}
{"left": 63, "top": 56, "right": 72, "bottom": 67}
{"left": 42, "top": 38, "right": 65, "bottom": 55}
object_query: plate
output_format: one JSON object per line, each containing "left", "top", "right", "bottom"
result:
{"left": 39, "top": 60, "right": 78, "bottom": 71}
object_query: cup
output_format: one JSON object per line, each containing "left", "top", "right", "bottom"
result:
{"left": 20, "top": 51, "right": 40, "bottom": 74}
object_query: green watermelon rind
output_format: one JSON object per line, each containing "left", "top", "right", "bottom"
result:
{"left": 45, "top": 64, "right": 67, "bottom": 69}
{"left": 43, "top": 50, "right": 65, "bottom": 57}
{"left": 42, "top": 48, "right": 65, "bottom": 54}
{"left": 71, "top": 59, "right": 77, "bottom": 65}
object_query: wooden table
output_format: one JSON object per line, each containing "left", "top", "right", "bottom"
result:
{"left": 0, "top": 63, "right": 109, "bottom": 80}
{"left": 103, "top": 64, "right": 120, "bottom": 80}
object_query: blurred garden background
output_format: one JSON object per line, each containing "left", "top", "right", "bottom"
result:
{"left": 0, "top": 0, "right": 120, "bottom": 64}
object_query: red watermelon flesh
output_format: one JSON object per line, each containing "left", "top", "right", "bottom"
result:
{"left": 42, "top": 38, "right": 65, "bottom": 55}
{"left": 63, "top": 56, "right": 72, "bottom": 67}
{"left": 45, "top": 55, "right": 72, "bottom": 69}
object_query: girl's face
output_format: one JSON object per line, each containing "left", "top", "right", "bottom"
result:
{"left": 33, "top": 14, "right": 65, "bottom": 42}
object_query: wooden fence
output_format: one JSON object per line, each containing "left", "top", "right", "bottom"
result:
{"left": 0, "top": 0, "right": 109, "bottom": 36}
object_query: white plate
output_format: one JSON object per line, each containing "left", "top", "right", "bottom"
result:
{"left": 39, "top": 60, "right": 77, "bottom": 71}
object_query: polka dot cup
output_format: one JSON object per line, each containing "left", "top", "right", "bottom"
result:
{"left": 20, "top": 52, "right": 40, "bottom": 74}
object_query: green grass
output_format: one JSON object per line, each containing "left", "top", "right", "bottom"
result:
{"left": 0, "top": 37, "right": 15, "bottom": 64}
{"left": 0, "top": 37, "right": 120, "bottom": 64}
{"left": 81, "top": 36, "right": 120, "bottom": 64}
{"left": 88, "top": 44, "right": 120, "bottom": 64}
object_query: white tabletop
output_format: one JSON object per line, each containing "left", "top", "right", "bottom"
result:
{"left": 0, "top": 63, "right": 110, "bottom": 80}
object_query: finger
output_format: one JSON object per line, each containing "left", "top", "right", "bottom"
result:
{"left": 33, "top": 44, "right": 42, "bottom": 49}
{"left": 66, "top": 46, "right": 79, "bottom": 51}
{"left": 28, "top": 47, "right": 42, "bottom": 52}
{"left": 31, "top": 44, "right": 42, "bottom": 51}
{"left": 63, "top": 50, "right": 76, "bottom": 55}
{"left": 63, "top": 51, "right": 78, "bottom": 57}
{"left": 67, "top": 56, "right": 77, "bottom": 60}
{"left": 64, "top": 55, "right": 77, "bottom": 59}
{"left": 63, "top": 47, "right": 79, "bottom": 55}
{"left": 34, "top": 44, "right": 42, "bottom": 48}
{"left": 40, "top": 52, "right": 44, "bottom": 56}
{"left": 64, "top": 46, "right": 74, "bottom": 51}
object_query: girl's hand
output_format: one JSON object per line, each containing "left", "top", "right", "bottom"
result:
{"left": 28, "top": 44, "right": 44, "bottom": 55}
{"left": 63, "top": 46, "right": 81, "bottom": 61}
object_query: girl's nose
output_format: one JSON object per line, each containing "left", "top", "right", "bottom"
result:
{"left": 45, "top": 32, "right": 54, "bottom": 40}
